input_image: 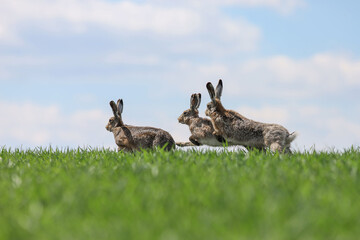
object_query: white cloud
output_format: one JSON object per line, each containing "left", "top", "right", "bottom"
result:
{"left": 241, "top": 54, "right": 360, "bottom": 86}
{"left": 0, "top": 0, "right": 202, "bottom": 41}
{"left": 0, "top": 0, "right": 261, "bottom": 54}
{"left": 293, "top": 106, "right": 360, "bottom": 150}
{"left": 236, "top": 106, "right": 289, "bottom": 125}
{"left": 150, "top": 0, "right": 305, "bottom": 14}
{"left": 229, "top": 0, "right": 305, "bottom": 14}
{"left": 105, "top": 52, "right": 160, "bottom": 66}
{"left": 170, "top": 53, "right": 360, "bottom": 99}
{"left": 234, "top": 53, "right": 360, "bottom": 98}
{"left": 0, "top": 55, "right": 50, "bottom": 66}
{"left": 326, "top": 117, "right": 360, "bottom": 147}
{"left": 0, "top": 101, "right": 113, "bottom": 148}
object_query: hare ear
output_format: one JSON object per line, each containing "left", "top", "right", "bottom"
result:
{"left": 117, "top": 99, "right": 123, "bottom": 114}
{"left": 110, "top": 101, "right": 119, "bottom": 118}
{"left": 215, "top": 79, "right": 223, "bottom": 99}
{"left": 195, "top": 93, "right": 201, "bottom": 109}
{"left": 206, "top": 82, "right": 216, "bottom": 104}
{"left": 190, "top": 94, "right": 197, "bottom": 110}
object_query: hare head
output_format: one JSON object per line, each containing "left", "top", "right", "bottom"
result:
{"left": 178, "top": 93, "right": 201, "bottom": 125}
{"left": 106, "top": 99, "right": 124, "bottom": 132}
{"left": 205, "top": 79, "right": 225, "bottom": 117}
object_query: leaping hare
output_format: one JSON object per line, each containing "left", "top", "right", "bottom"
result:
{"left": 205, "top": 80, "right": 297, "bottom": 153}
{"left": 106, "top": 99, "right": 175, "bottom": 152}
{"left": 178, "top": 93, "right": 226, "bottom": 146}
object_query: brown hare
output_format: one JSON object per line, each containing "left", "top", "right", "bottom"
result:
{"left": 106, "top": 99, "right": 175, "bottom": 152}
{"left": 178, "top": 93, "right": 226, "bottom": 146}
{"left": 205, "top": 80, "right": 297, "bottom": 153}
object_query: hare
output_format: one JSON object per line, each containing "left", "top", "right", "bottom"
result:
{"left": 106, "top": 99, "right": 175, "bottom": 152}
{"left": 205, "top": 80, "right": 297, "bottom": 153}
{"left": 178, "top": 93, "right": 226, "bottom": 146}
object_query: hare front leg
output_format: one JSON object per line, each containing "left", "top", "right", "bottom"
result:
{"left": 189, "top": 135, "right": 201, "bottom": 146}
{"left": 117, "top": 146, "right": 133, "bottom": 153}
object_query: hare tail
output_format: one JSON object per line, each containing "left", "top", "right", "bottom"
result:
{"left": 286, "top": 131, "right": 298, "bottom": 144}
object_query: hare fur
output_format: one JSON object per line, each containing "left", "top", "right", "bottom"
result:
{"left": 106, "top": 99, "right": 175, "bottom": 152}
{"left": 178, "top": 93, "right": 226, "bottom": 146}
{"left": 205, "top": 80, "right": 297, "bottom": 153}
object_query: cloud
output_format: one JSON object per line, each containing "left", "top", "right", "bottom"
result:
{"left": 0, "top": 100, "right": 113, "bottom": 148}
{"left": 0, "top": 0, "right": 202, "bottom": 41}
{"left": 241, "top": 54, "right": 360, "bottom": 86}
{"left": 294, "top": 106, "right": 360, "bottom": 150}
{"left": 231, "top": 53, "right": 360, "bottom": 98}
{"left": 105, "top": 52, "right": 160, "bottom": 66}
{"left": 0, "top": 0, "right": 261, "bottom": 54}
{"left": 149, "top": 0, "right": 305, "bottom": 14}
{"left": 236, "top": 106, "right": 289, "bottom": 124}
{"left": 168, "top": 53, "right": 360, "bottom": 100}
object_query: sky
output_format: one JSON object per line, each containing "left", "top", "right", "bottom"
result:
{"left": 0, "top": 0, "right": 360, "bottom": 151}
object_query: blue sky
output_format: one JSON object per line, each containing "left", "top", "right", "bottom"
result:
{"left": 1, "top": 0, "right": 359, "bottom": 150}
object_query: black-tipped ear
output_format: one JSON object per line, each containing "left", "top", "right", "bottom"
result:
{"left": 110, "top": 101, "right": 118, "bottom": 118}
{"left": 190, "top": 94, "right": 197, "bottom": 110}
{"left": 206, "top": 82, "right": 216, "bottom": 104}
{"left": 117, "top": 99, "right": 123, "bottom": 114}
{"left": 195, "top": 93, "right": 201, "bottom": 109}
{"left": 215, "top": 79, "right": 223, "bottom": 99}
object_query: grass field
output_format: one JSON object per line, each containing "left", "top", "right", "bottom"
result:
{"left": 1, "top": 147, "right": 360, "bottom": 240}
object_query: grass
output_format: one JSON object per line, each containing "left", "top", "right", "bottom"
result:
{"left": 1, "top": 147, "right": 360, "bottom": 240}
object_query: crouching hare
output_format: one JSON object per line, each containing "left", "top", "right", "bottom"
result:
{"left": 178, "top": 93, "right": 226, "bottom": 146}
{"left": 106, "top": 99, "right": 175, "bottom": 152}
{"left": 205, "top": 80, "right": 297, "bottom": 153}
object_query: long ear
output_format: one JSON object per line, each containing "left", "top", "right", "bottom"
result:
{"left": 206, "top": 82, "right": 216, "bottom": 104}
{"left": 116, "top": 99, "right": 124, "bottom": 126}
{"left": 110, "top": 101, "right": 119, "bottom": 118}
{"left": 215, "top": 79, "right": 223, "bottom": 99}
{"left": 190, "top": 94, "right": 197, "bottom": 110}
{"left": 117, "top": 99, "right": 123, "bottom": 114}
{"left": 195, "top": 93, "right": 201, "bottom": 109}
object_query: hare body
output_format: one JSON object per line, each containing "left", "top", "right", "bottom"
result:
{"left": 206, "top": 80, "right": 297, "bottom": 153}
{"left": 110, "top": 125, "right": 175, "bottom": 151}
{"left": 178, "top": 93, "right": 225, "bottom": 146}
{"left": 187, "top": 117, "right": 225, "bottom": 146}
{"left": 106, "top": 99, "right": 175, "bottom": 152}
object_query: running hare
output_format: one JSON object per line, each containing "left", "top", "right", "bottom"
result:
{"left": 106, "top": 99, "right": 175, "bottom": 152}
{"left": 178, "top": 93, "right": 226, "bottom": 146}
{"left": 205, "top": 80, "right": 297, "bottom": 153}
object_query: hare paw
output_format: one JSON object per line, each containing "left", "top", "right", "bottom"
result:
{"left": 189, "top": 136, "right": 201, "bottom": 146}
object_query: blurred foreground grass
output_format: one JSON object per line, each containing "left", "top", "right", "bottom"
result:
{"left": 1, "top": 147, "right": 360, "bottom": 240}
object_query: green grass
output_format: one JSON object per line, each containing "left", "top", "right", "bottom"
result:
{"left": 1, "top": 147, "right": 360, "bottom": 240}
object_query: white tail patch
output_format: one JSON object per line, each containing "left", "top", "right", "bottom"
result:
{"left": 286, "top": 131, "right": 298, "bottom": 144}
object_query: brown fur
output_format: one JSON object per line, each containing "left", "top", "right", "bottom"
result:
{"left": 205, "top": 80, "right": 297, "bottom": 153}
{"left": 106, "top": 99, "right": 175, "bottom": 152}
{"left": 178, "top": 93, "right": 226, "bottom": 146}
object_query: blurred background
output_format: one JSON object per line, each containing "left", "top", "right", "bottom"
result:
{"left": 0, "top": 0, "right": 359, "bottom": 150}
